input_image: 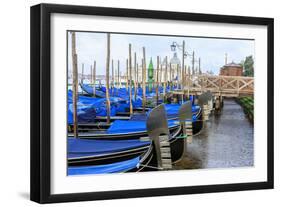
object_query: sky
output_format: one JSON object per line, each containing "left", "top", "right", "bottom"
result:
{"left": 67, "top": 31, "right": 254, "bottom": 76}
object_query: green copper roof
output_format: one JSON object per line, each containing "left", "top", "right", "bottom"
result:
{"left": 148, "top": 58, "right": 154, "bottom": 70}
{"left": 148, "top": 58, "right": 154, "bottom": 79}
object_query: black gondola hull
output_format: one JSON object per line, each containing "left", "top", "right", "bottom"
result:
{"left": 68, "top": 145, "right": 150, "bottom": 166}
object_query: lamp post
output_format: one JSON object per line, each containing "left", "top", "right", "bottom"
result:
{"left": 170, "top": 41, "right": 188, "bottom": 90}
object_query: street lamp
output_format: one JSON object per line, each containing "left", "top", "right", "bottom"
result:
{"left": 170, "top": 41, "right": 188, "bottom": 58}
{"left": 170, "top": 42, "right": 177, "bottom": 51}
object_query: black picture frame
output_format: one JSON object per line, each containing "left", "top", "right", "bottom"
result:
{"left": 30, "top": 3, "right": 274, "bottom": 204}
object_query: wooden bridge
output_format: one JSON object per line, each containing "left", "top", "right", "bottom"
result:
{"left": 172, "top": 75, "right": 254, "bottom": 97}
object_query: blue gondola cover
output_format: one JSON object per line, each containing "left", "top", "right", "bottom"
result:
{"left": 68, "top": 156, "right": 140, "bottom": 175}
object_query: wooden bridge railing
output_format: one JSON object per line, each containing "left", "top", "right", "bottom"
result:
{"left": 173, "top": 75, "right": 254, "bottom": 97}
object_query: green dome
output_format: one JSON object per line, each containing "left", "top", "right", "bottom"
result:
{"left": 170, "top": 53, "right": 181, "bottom": 65}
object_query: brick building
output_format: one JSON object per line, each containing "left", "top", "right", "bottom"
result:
{"left": 220, "top": 61, "right": 243, "bottom": 76}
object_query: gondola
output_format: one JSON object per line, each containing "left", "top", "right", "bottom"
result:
{"left": 80, "top": 83, "right": 176, "bottom": 107}
{"left": 67, "top": 108, "right": 168, "bottom": 174}
{"left": 68, "top": 103, "right": 190, "bottom": 174}
{"left": 143, "top": 102, "right": 194, "bottom": 168}
{"left": 67, "top": 91, "right": 211, "bottom": 173}
{"left": 68, "top": 101, "right": 196, "bottom": 171}
{"left": 68, "top": 138, "right": 153, "bottom": 166}
{"left": 69, "top": 86, "right": 203, "bottom": 135}
{"left": 68, "top": 90, "right": 124, "bottom": 119}
{"left": 68, "top": 155, "right": 152, "bottom": 175}
{"left": 68, "top": 104, "right": 202, "bottom": 138}
{"left": 80, "top": 83, "right": 143, "bottom": 109}
{"left": 67, "top": 145, "right": 153, "bottom": 176}
{"left": 67, "top": 100, "right": 97, "bottom": 125}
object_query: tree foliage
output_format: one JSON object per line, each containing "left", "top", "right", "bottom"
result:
{"left": 242, "top": 56, "right": 254, "bottom": 77}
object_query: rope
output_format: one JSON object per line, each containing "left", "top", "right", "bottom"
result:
{"left": 176, "top": 134, "right": 190, "bottom": 139}
{"left": 138, "top": 164, "right": 162, "bottom": 170}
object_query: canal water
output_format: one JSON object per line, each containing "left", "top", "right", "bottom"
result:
{"left": 174, "top": 98, "right": 254, "bottom": 170}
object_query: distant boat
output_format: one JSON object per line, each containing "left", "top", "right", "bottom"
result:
{"left": 69, "top": 88, "right": 202, "bottom": 121}
{"left": 79, "top": 83, "right": 106, "bottom": 98}
{"left": 80, "top": 83, "right": 174, "bottom": 108}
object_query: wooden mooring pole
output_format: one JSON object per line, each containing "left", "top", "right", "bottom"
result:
{"left": 111, "top": 59, "right": 114, "bottom": 91}
{"left": 169, "top": 62, "right": 172, "bottom": 88}
{"left": 71, "top": 32, "right": 78, "bottom": 138}
{"left": 159, "top": 58, "right": 162, "bottom": 86}
{"left": 187, "top": 66, "right": 190, "bottom": 98}
{"left": 136, "top": 63, "right": 139, "bottom": 88}
{"left": 106, "top": 33, "right": 111, "bottom": 124}
{"left": 134, "top": 52, "right": 137, "bottom": 101}
{"left": 192, "top": 51, "right": 195, "bottom": 75}
{"left": 176, "top": 64, "right": 179, "bottom": 89}
{"left": 156, "top": 56, "right": 159, "bottom": 105}
{"left": 199, "top": 57, "right": 202, "bottom": 74}
{"left": 163, "top": 56, "right": 168, "bottom": 100}
{"left": 81, "top": 63, "right": 84, "bottom": 84}
{"left": 117, "top": 60, "right": 120, "bottom": 88}
{"left": 90, "top": 65, "right": 92, "bottom": 85}
{"left": 129, "top": 44, "right": 133, "bottom": 115}
{"left": 142, "top": 47, "right": 147, "bottom": 112}
{"left": 93, "top": 60, "right": 96, "bottom": 97}
{"left": 126, "top": 59, "right": 129, "bottom": 90}
{"left": 181, "top": 41, "right": 185, "bottom": 103}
